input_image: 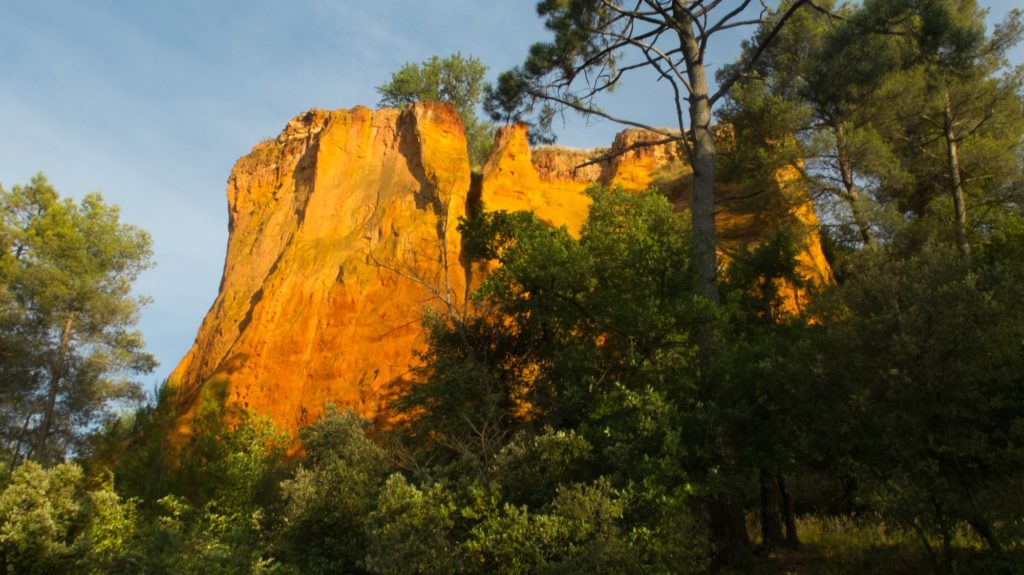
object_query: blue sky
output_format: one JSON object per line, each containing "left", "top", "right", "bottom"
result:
{"left": 1, "top": 1, "right": 1020, "bottom": 387}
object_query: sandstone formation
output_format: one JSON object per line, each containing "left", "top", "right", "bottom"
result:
{"left": 168, "top": 103, "right": 831, "bottom": 436}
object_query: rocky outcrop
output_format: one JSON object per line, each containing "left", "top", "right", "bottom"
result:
{"left": 168, "top": 103, "right": 831, "bottom": 436}
{"left": 168, "top": 104, "right": 470, "bottom": 435}
{"left": 484, "top": 124, "right": 830, "bottom": 288}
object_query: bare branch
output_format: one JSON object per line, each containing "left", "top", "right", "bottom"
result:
{"left": 639, "top": 36, "right": 691, "bottom": 150}
{"left": 536, "top": 91, "right": 681, "bottom": 137}
{"left": 806, "top": 0, "right": 844, "bottom": 22}
{"left": 602, "top": 25, "right": 692, "bottom": 92}
{"left": 705, "top": 0, "right": 755, "bottom": 39}
{"left": 572, "top": 135, "right": 683, "bottom": 172}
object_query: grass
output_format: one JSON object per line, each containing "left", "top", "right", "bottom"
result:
{"left": 722, "top": 515, "right": 1024, "bottom": 575}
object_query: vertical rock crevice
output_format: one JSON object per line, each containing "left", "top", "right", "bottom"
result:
{"left": 170, "top": 104, "right": 832, "bottom": 437}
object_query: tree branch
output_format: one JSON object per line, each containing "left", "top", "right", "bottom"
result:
{"left": 711, "top": 0, "right": 811, "bottom": 106}
{"left": 572, "top": 135, "right": 684, "bottom": 173}
{"left": 534, "top": 91, "right": 681, "bottom": 138}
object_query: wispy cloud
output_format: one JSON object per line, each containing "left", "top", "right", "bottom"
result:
{"left": 1, "top": 0, "right": 1018, "bottom": 381}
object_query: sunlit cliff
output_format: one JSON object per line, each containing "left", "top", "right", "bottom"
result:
{"left": 168, "top": 102, "right": 831, "bottom": 435}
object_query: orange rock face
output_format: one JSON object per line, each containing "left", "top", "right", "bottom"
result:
{"left": 169, "top": 104, "right": 470, "bottom": 435}
{"left": 169, "top": 104, "right": 832, "bottom": 436}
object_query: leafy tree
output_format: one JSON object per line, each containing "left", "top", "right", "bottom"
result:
{"left": 0, "top": 461, "right": 139, "bottom": 575}
{"left": 0, "top": 461, "right": 84, "bottom": 573}
{"left": 77, "top": 476, "right": 139, "bottom": 575}
{"left": 719, "top": 0, "right": 907, "bottom": 248}
{"left": 116, "top": 493, "right": 290, "bottom": 575}
{"left": 485, "top": 7, "right": 827, "bottom": 560}
{"left": 116, "top": 392, "right": 293, "bottom": 575}
{"left": 0, "top": 174, "right": 156, "bottom": 465}
{"left": 377, "top": 53, "right": 497, "bottom": 167}
{"left": 805, "top": 0, "right": 1024, "bottom": 259}
{"left": 874, "top": 0, "right": 1024, "bottom": 262}
{"left": 716, "top": 228, "right": 817, "bottom": 552}
{"left": 275, "top": 407, "right": 392, "bottom": 575}
{"left": 366, "top": 471, "right": 707, "bottom": 575}
{"left": 463, "top": 479, "right": 645, "bottom": 575}
{"left": 364, "top": 474, "right": 462, "bottom": 575}
{"left": 399, "top": 186, "right": 701, "bottom": 467}
{"left": 485, "top": 0, "right": 815, "bottom": 308}
{"left": 169, "top": 381, "right": 291, "bottom": 514}
{"left": 397, "top": 187, "right": 731, "bottom": 568}
{"left": 813, "top": 237, "right": 1024, "bottom": 564}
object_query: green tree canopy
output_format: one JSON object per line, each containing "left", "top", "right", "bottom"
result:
{"left": 0, "top": 174, "right": 156, "bottom": 465}
{"left": 866, "top": 0, "right": 1024, "bottom": 261}
{"left": 720, "top": 0, "right": 1024, "bottom": 259}
{"left": 485, "top": 0, "right": 814, "bottom": 310}
{"left": 718, "top": 0, "right": 904, "bottom": 248}
{"left": 377, "top": 52, "right": 497, "bottom": 168}
{"left": 812, "top": 236, "right": 1024, "bottom": 560}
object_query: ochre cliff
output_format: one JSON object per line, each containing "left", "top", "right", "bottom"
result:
{"left": 169, "top": 103, "right": 831, "bottom": 436}
{"left": 169, "top": 104, "right": 470, "bottom": 435}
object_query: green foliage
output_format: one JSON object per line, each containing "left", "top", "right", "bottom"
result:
{"left": 97, "top": 384, "right": 179, "bottom": 505}
{"left": 365, "top": 474, "right": 461, "bottom": 575}
{"left": 0, "top": 461, "right": 140, "bottom": 575}
{"left": 813, "top": 238, "right": 1024, "bottom": 558}
{"left": 391, "top": 187, "right": 711, "bottom": 571}
{"left": 275, "top": 407, "right": 392, "bottom": 574}
{"left": 722, "top": 227, "right": 808, "bottom": 323}
{"left": 77, "top": 473, "right": 140, "bottom": 575}
{"left": 0, "top": 173, "right": 155, "bottom": 464}
{"left": 170, "top": 381, "right": 291, "bottom": 514}
{"left": 111, "top": 392, "right": 294, "bottom": 575}
{"left": 861, "top": 1, "right": 1023, "bottom": 252}
{"left": 465, "top": 479, "right": 643, "bottom": 575}
{"left": 721, "top": 0, "right": 1024, "bottom": 255}
{"left": 4, "top": 7, "right": 1020, "bottom": 570}
{"left": 483, "top": 0, "right": 614, "bottom": 143}
{"left": 491, "top": 429, "right": 594, "bottom": 509}
{"left": 719, "top": 0, "right": 904, "bottom": 247}
{"left": 377, "top": 53, "right": 496, "bottom": 166}
{"left": 0, "top": 461, "right": 84, "bottom": 574}
{"left": 113, "top": 492, "right": 290, "bottom": 575}
{"left": 399, "top": 187, "right": 702, "bottom": 467}
{"left": 366, "top": 473, "right": 707, "bottom": 575}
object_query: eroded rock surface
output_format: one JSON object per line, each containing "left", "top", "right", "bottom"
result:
{"left": 169, "top": 104, "right": 831, "bottom": 435}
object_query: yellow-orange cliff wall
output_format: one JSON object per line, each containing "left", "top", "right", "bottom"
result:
{"left": 169, "top": 104, "right": 831, "bottom": 435}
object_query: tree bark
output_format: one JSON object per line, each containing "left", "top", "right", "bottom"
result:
{"left": 674, "top": 5, "right": 749, "bottom": 567}
{"left": 835, "top": 123, "right": 875, "bottom": 246}
{"left": 35, "top": 311, "right": 74, "bottom": 459}
{"left": 967, "top": 518, "right": 1003, "bottom": 555}
{"left": 932, "top": 496, "right": 957, "bottom": 575}
{"left": 759, "top": 468, "right": 786, "bottom": 553}
{"left": 943, "top": 90, "right": 971, "bottom": 263}
{"left": 708, "top": 492, "right": 753, "bottom": 569}
{"left": 676, "top": 2, "right": 720, "bottom": 305}
{"left": 8, "top": 412, "right": 33, "bottom": 472}
{"left": 778, "top": 473, "right": 800, "bottom": 549}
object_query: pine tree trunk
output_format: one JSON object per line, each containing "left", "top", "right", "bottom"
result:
{"left": 8, "top": 412, "right": 33, "bottom": 472}
{"left": 759, "top": 468, "right": 785, "bottom": 553}
{"left": 778, "top": 473, "right": 800, "bottom": 549}
{"left": 674, "top": 6, "right": 749, "bottom": 567}
{"left": 35, "top": 311, "right": 74, "bottom": 459}
{"left": 676, "top": 3, "right": 719, "bottom": 305}
{"left": 835, "top": 124, "right": 875, "bottom": 246}
{"left": 708, "top": 493, "right": 753, "bottom": 569}
{"left": 944, "top": 91, "right": 971, "bottom": 263}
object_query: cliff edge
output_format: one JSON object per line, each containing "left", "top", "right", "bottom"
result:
{"left": 168, "top": 103, "right": 831, "bottom": 435}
